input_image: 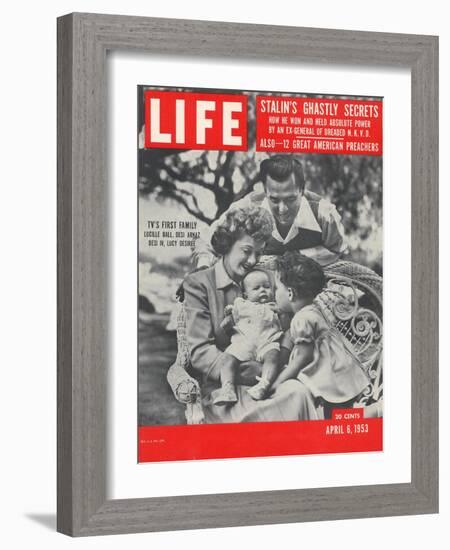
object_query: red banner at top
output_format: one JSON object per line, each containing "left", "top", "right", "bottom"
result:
{"left": 256, "top": 96, "right": 382, "bottom": 156}
{"left": 144, "top": 91, "right": 248, "bottom": 151}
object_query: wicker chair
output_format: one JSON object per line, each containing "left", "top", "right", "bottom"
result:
{"left": 166, "top": 258, "right": 383, "bottom": 424}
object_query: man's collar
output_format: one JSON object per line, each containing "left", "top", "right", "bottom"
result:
{"left": 215, "top": 259, "right": 238, "bottom": 290}
{"left": 295, "top": 195, "right": 322, "bottom": 232}
{"left": 261, "top": 195, "right": 322, "bottom": 233}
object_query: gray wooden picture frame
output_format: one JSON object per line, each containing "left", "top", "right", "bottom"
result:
{"left": 57, "top": 12, "right": 439, "bottom": 537}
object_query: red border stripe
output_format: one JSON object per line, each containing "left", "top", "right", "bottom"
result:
{"left": 139, "top": 418, "right": 383, "bottom": 463}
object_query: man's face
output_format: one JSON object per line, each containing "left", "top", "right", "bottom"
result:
{"left": 265, "top": 174, "right": 302, "bottom": 229}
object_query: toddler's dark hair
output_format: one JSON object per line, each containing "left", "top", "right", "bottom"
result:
{"left": 276, "top": 251, "right": 325, "bottom": 299}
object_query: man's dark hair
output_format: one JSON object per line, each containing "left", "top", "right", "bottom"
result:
{"left": 259, "top": 155, "right": 305, "bottom": 192}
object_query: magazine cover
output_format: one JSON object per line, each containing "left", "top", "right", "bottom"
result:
{"left": 138, "top": 85, "right": 383, "bottom": 463}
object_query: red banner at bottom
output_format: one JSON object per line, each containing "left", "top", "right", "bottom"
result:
{"left": 139, "top": 416, "right": 382, "bottom": 463}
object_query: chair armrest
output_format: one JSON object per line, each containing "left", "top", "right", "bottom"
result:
{"left": 167, "top": 361, "right": 201, "bottom": 404}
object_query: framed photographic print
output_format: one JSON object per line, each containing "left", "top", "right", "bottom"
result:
{"left": 57, "top": 12, "right": 438, "bottom": 536}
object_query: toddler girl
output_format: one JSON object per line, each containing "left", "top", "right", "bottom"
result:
{"left": 273, "top": 252, "right": 369, "bottom": 403}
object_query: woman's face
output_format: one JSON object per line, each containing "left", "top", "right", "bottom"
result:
{"left": 223, "top": 234, "right": 264, "bottom": 281}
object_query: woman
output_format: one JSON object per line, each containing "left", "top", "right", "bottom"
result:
{"left": 184, "top": 205, "right": 322, "bottom": 424}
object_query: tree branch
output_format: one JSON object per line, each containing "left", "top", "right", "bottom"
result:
{"left": 169, "top": 192, "right": 214, "bottom": 225}
{"left": 162, "top": 164, "right": 220, "bottom": 193}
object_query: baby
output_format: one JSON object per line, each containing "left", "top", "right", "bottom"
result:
{"left": 212, "top": 269, "right": 283, "bottom": 406}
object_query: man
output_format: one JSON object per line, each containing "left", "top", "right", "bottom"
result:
{"left": 193, "top": 155, "right": 347, "bottom": 268}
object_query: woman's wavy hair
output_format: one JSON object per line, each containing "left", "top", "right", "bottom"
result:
{"left": 276, "top": 251, "right": 326, "bottom": 300}
{"left": 211, "top": 205, "right": 273, "bottom": 256}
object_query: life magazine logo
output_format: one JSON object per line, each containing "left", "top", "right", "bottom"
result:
{"left": 144, "top": 90, "right": 248, "bottom": 151}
